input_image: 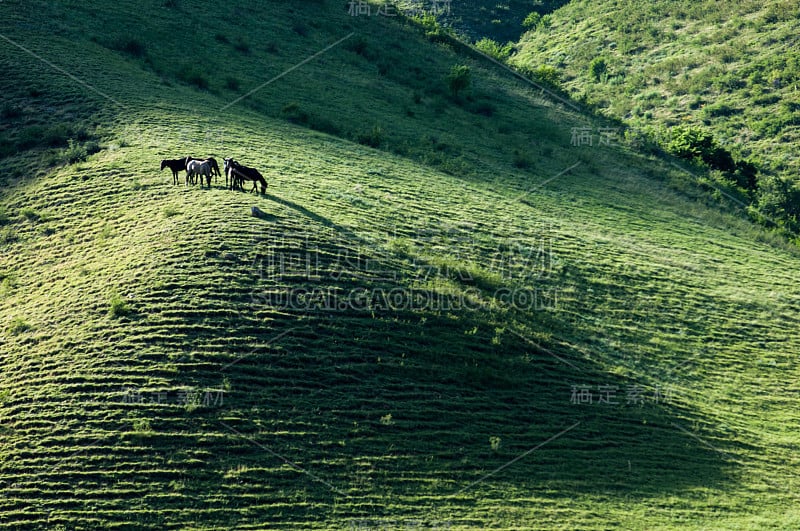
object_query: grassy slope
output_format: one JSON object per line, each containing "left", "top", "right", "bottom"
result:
{"left": 512, "top": 0, "right": 800, "bottom": 180}
{"left": 1, "top": 0, "right": 800, "bottom": 529}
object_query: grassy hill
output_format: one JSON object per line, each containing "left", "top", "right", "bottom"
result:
{"left": 512, "top": 0, "right": 800, "bottom": 226}
{"left": 1, "top": 0, "right": 800, "bottom": 529}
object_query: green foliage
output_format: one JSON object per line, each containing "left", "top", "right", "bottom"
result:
{"left": 109, "top": 292, "right": 132, "bottom": 318}
{"left": 475, "top": 38, "right": 514, "bottom": 61}
{"left": 523, "top": 64, "right": 561, "bottom": 87}
{"left": 113, "top": 37, "right": 146, "bottom": 58}
{"left": 163, "top": 205, "right": 181, "bottom": 218}
{"left": 512, "top": 149, "right": 532, "bottom": 168}
{"left": 668, "top": 126, "right": 730, "bottom": 170}
{"left": 62, "top": 139, "right": 101, "bottom": 164}
{"left": 346, "top": 35, "right": 370, "bottom": 58}
{"left": 281, "top": 102, "right": 309, "bottom": 124}
{"left": 489, "top": 435, "right": 502, "bottom": 451}
{"left": 356, "top": 125, "right": 384, "bottom": 148}
{"left": 20, "top": 207, "right": 40, "bottom": 222}
{"left": 131, "top": 417, "right": 152, "bottom": 433}
{"left": 446, "top": 65, "right": 471, "bottom": 98}
{"left": 589, "top": 57, "right": 608, "bottom": 81}
{"left": 0, "top": 227, "right": 17, "bottom": 244}
{"left": 177, "top": 66, "right": 209, "bottom": 90}
{"left": 757, "top": 175, "right": 800, "bottom": 229}
{"left": 16, "top": 124, "right": 73, "bottom": 150}
{"left": 8, "top": 316, "right": 31, "bottom": 335}
{"left": 537, "top": 14, "right": 552, "bottom": 31}
{"left": 522, "top": 12, "right": 541, "bottom": 29}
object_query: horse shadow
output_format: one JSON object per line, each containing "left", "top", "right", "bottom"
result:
{"left": 262, "top": 193, "right": 360, "bottom": 242}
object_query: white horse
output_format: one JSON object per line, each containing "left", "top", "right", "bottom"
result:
{"left": 186, "top": 160, "right": 212, "bottom": 188}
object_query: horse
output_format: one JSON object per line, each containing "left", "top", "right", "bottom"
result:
{"left": 186, "top": 160, "right": 213, "bottom": 188}
{"left": 224, "top": 158, "right": 267, "bottom": 194}
{"left": 187, "top": 156, "right": 221, "bottom": 183}
{"left": 160, "top": 158, "right": 187, "bottom": 185}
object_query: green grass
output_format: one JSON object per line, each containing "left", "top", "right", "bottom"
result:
{"left": 512, "top": 0, "right": 800, "bottom": 198}
{"left": 0, "top": 0, "right": 799, "bottom": 529}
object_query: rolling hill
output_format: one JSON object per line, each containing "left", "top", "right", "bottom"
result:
{"left": 512, "top": 0, "right": 800, "bottom": 227}
{"left": 1, "top": 0, "right": 800, "bottom": 529}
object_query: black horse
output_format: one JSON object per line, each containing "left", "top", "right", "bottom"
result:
{"left": 224, "top": 158, "right": 268, "bottom": 194}
{"left": 160, "top": 158, "right": 187, "bottom": 185}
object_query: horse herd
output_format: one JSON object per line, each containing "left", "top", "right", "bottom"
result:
{"left": 159, "top": 156, "right": 268, "bottom": 194}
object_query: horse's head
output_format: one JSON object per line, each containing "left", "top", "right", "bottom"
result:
{"left": 160, "top": 159, "right": 167, "bottom": 170}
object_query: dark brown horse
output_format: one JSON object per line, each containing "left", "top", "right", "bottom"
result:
{"left": 224, "top": 158, "right": 267, "bottom": 194}
{"left": 160, "top": 158, "right": 187, "bottom": 185}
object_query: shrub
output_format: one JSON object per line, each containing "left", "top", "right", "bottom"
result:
{"left": 668, "top": 126, "right": 734, "bottom": 171}
{"left": 703, "top": 103, "right": 741, "bottom": 118}
{"left": 114, "top": 38, "right": 146, "bottom": 58}
{"left": 233, "top": 40, "right": 250, "bottom": 54}
{"left": 346, "top": 36, "right": 370, "bottom": 57}
{"left": 0, "top": 228, "right": 17, "bottom": 244}
{"left": 526, "top": 65, "right": 561, "bottom": 87}
{"left": 178, "top": 66, "right": 209, "bottom": 90}
{"left": 16, "top": 125, "right": 47, "bottom": 150}
{"left": 109, "top": 292, "right": 132, "bottom": 318}
{"left": 589, "top": 57, "right": 608, "bottom": 82}
{"left": 20, "top": 207, "right": 40, "bottom": 222}
{"left": 522, "top": 12, "right": 541, "bottom": 29}
{"left": 356, "top": 125, "right": 384, "bottom": 148}
{"left": 446, "top": 65, "right": 471, "bottom": 99}
{"left": 756, "top": 175, "right": 800, "bottom": 227}
{"left": 475, "top": 38, "right": 513, "bottom": 61}
{"left": 292, "top": 22, "right": 308, "bottom": 36}
{"left": 62, "top": 139, "right": 100, "bottom": 164}
{"left": 733, "top": 160, "right": 758, "bottom": 191}
{"left": 281, "top": 102, "right": 309, "bottom": 124}
{"left": 8, "top": 316, "right": 31, "bottom": 335}
{"left": 513, "top": 149, "right": 533, "bottom": 169}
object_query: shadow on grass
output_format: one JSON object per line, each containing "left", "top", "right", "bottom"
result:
{"left": 118, "top": 204, "right": 748, "bottom": 527}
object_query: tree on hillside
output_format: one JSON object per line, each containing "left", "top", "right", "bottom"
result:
{"left": 447, "top": 65, "right": 471, "bottom": 99}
